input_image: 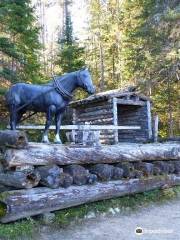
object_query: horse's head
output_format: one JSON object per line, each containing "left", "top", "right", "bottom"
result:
{"left": 77, "top": 68, "right": 96, "bottom": 94}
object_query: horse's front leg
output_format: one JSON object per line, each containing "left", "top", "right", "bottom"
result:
{"left": 54, "top": 111, "right": 62, "bottom": 144}
{"left": 10, "top": 104, "right": 17, "bottom": 130}
{"left": 42, "top": 105, "right": 56, "bottom": 143}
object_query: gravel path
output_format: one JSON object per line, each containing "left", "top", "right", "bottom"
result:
{"left": 36, "top": 199, "right": 180, "bottom": 240}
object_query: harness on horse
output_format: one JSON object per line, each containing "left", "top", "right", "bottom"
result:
{"left": 53, "top": 76, "right": 73, "bottom": 100}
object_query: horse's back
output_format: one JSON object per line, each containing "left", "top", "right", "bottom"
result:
{"left": 5, "top": 83, "right": 46, "bottom": 106}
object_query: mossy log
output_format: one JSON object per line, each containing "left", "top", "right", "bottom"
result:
{"left": 4, "top": 142, "right": 180, "bottom": 168}
{"left": 0, "top": 174, "right": 180, "bottom": 223}
{"left": 0, "top": 130, "right": 28, "bottom": 149}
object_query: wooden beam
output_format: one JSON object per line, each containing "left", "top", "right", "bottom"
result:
{"left": 4, "top": 142, "right": 180, "bottom": 168}
{"left": 8, "top": 125, "right": 141, "bottom": 130}
{"left": 153, "top": 115, "right": 159, "bottom": 143}
{"left": 0, "top": 175, "right": 180, "bottom": 223}
{"left": 113, "top": 97, "right": 118, "bottom": 144}
{"left": 116, "top": 99, "right": 146, "bottom": 106}
{"left": 147, "top": 101, "right": 153, "bottom": 139}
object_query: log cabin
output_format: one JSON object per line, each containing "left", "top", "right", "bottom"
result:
{"left": 70, "top": 88, "right": 152, "bottom": 144}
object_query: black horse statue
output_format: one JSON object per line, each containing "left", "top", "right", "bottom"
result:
{"left": 5, "top": 68, "right": 96, "bottom": 143}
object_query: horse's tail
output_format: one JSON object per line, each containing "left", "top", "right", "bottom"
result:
{"left": 5, "top": 85, "right": 16, "bottom": 108}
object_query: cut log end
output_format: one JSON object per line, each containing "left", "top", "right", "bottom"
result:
{"left": 0, "top": 171, "right": 40, "bottom": 189}
{"left": 0, "top": 130, "right": 28, "bottom": 149}
{"left": 0, "top": 202, "right": 7, "bottom": 218}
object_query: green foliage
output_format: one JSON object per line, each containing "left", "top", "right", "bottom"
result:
{"left": 120, "top": 0, "right": 180, "bottom": 137}
{"left": 56, "top": 43, "right": 85, "bottom": 73}
{"left": 86, "top": 0, "right": 124, "bottom": 90}
{"left": 0, "top": 0, "right": 41, "bottom": 84}
{"left": 86, "top": 0, "right": 180, "bottom": 136}
{"left": 56, "top": 0, "right": 85, "bottom": 74}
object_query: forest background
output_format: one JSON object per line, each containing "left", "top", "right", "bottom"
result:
{"left": 0, "top": 0, "right": 179, "bottom": 138}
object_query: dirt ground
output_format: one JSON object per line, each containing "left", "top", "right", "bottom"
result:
{"left": 34, "top": 199, "right": 180, "bottom": 240}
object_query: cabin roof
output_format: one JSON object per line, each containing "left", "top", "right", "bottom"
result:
{"left": 70, "top": 88, "right": 150, "bottom": 107}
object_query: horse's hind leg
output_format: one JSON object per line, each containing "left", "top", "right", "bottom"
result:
{"left": 17, "top": 110, "right": 25, "bottom": 124}
{"left": 54, "top": 111, "right": 62, "bottom": 144}
{"left": 42, "top": 105, "right": 56, "bottom": 143}
{"left": 9, "top": 105, "right": 17, "bottom": 130}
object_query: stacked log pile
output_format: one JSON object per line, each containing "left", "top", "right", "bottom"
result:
{"left": 0, "top": 130, "right": 179, "bottom": 223}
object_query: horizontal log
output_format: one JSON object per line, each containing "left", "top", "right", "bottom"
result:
{"left": 77, "top": 104, "right": 112, "bottom": 114}
{"left": 0, "top": 170, "right": 40, "bottom": 189}
{"left": 76, "top": 114, "right": 113, "bottom": 122}
{"left": 9, "top": 125, "right": 141, "bottom": 131}
{"left": 0, "top": 174, "right": 180, "bottom": 223}
{"left": 0, "top": 130, "right": 28, "bottom": 149}
{"left": 0, "top": 185, "right": 13, "bottom": 193}
{"left": 76, "top": 118, "right": 113, "bottom": 124}
{"left": 4, "top": 143, "right": 180, "bottom": 167}
{"left": 78, "top": 109, "right": 113, "bottom": 118}
{"left": 117, "top": 99, "right": 146, "bottom": 106}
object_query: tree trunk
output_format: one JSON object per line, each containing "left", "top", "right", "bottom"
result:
{"left": 0, "top": 174, "right": 180, "bottom": 223}
{"left": 4, "top": 142, "right": 180, "bottom": 168}
{"left": 0, "top": 130, "right": 28, "bottom": 149}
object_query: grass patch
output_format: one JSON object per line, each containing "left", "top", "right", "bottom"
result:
{"left": 0, "top": 186, "right": 180, "bottom": 239}
{"left": 0, "top": 218, "right": 36, "bottom": 240}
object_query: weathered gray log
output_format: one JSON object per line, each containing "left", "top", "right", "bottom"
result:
{"left": 0, "top": 130, "right": 28, "bottom": 149}
{"left": 0, "top": 185, "right": 13, "bottom": 192}
{"left": 89, "top": 164, "right": 114, "bottom": 181}
{"left": 134, "top": 162, "right": 154, "bottom": 177}
{"left": 0, "top": 170, "right": 40, "bottom": 189}
{"left": 37, "top": 165, "right": 63, "bottom": 189}
{"left": 4, "top": 143, "right": 180, "bottom": 168}
{"left": 133, "top": 170, "right": 144, "bottom": 178}
{"left": 116, "top": 162, "right": 135, "bottom": 178}
{"left": 171, "top": 161, "right": 180, "bottom": 174}
{"left": 58, "top": 173, "right": 73, "bottom": 188}
{"left": 64, "top": 165, "right": 96, "bottom": 185}
{"left": 0, "top": 174, "right": 180, "bottom": 223}
{"left": 112, "top": 167, "right": 124, "bottom": 180}
{"left": 153, "top": 161, "right": 170, "bottom": 174}
{"left": 153, "top": 166, "right": 161, "bottom": 175}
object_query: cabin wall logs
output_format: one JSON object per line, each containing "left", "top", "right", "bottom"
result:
{"left": 72, "top": 98, "right": 150, "bottom": 144}
{"left": 117, "top": 104, "right": 149, "bottom": 142}
{"left": 73, "top": 101, "right": 114, "bottom": 144}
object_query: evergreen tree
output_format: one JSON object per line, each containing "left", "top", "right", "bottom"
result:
{"left": 86, "top": 0, "right": 179, "bottom": 136}
{"left": 0, "top": 0, "right": 41, "bottom": 84}
{"left": 56, "top": 0, "right": 85, "bottom": 74}
{"left": 120, "top": 0, "right": 180, "bottom": 137}
{"left": 86, "top": 0, "right": 124, "bottom": 91}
